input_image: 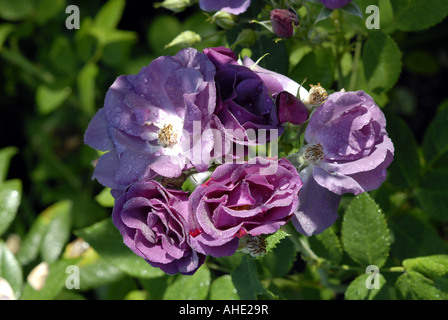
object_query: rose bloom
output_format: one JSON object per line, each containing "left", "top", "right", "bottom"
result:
{"left": 84, "top": 48, "right": 217, "bottom": 195}
{"left": 291, "top": 90, "right": 394, "bottom": 236}
{"left": 204, "top": 47, "right": 308, "bottom": 156}
{"left": 320, "top": 0, "right": 352, "bottom": 9}
{"left": 204, "top": 47, "right": 283, "bottom": 146}
{"left": 113, "top": 180, "right": 205, "bottom": 275}
{"left": 199, "top": 0, "right": 251, "bottom": 15}
{"left": 188, "top": 158, "right": 303, "bottom": 257}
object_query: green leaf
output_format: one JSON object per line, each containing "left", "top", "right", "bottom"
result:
{"left": 209, "top": 275, "right": 239, "bottom": 300}
{"left": 396, "top": 271, "right": 448, "bottom": 300}
{"left": 75, "top": 218, "right": 164, "bottom": 279}
{"left": 40, "top": 200, "right": 73, "bottom": 263}
{"left": 0, "top": 146, "right": 17, "bottom": 183}
{"left": 20, "top": 259, "right": 78, "bottom": 300}
{"left": 139, "top": 276, "right": 170, "bottom": 300}
{"left": 147, "top": 15, "right": 181, "bottom": 56}
{"left": 17, "top": 214, "right": 48, "bottom": 266}
{"left": 77, "top": 63, "right": 98, "bottom": 116}
{"left": 363, "top": 31, "right": 401, "bottom": 93}
{"left": 154, "top": 0, "right": 191, "bottom": 13}
{"left": 385, "top": 112, "right": 421, "bottom": 188}
{"left": 403, "top": 255, "right": 448, "bottom": 279}
{"left": 163, "top": 266, "right": 210, "bottom": 300}
{"left": 265, "top": 228, "right": 289, "bottom": 253}
{"left": 95, "top": 188, "right": 115, "bottom": 207}
{"left": 0, "top": 179, "right": 21, "bottom": 237}
{"left": 422, "top": 107, "right": 448, "bottom": 168}
{"left": 341, "top": 2, "right": 363, "bottom": 19}
{"left": 0, "top": 0, "right": 33, "bottom": 21}
{"left": 290, "top": 45, "right": 335, "bottom": 89}
{"left": 88, "top": 27, "right": 137, "bottom": 46}
{"left": 345, "top": 273, "right": 386, "bottom": 300}
{"left": 390, "top": 213, "right": 447, "bottom": 261}
{"left": 260, "top": 237, "right": 297, "bottom": 278}
{"left": 36, "top": 85, "right": 72, "bottom": 115}
{"left": 341, "top": 193, "right": 391, "bottom": 268}
{"left": 231, "top": 29, "right": 257, "bottom": 50}
{"left": 0, "top": 23, "right": 15, "bottom": 49}
{"left": 16, "top": 201, "right": 72, "bottom": 266}
{"left": 414, "top": 168, "right": 448, "bottom": 222}
{"left": 310, "top": 226, "right": 343, "bottom": 264}
{"left": 34, "top": 0, "right": 65, "bottom": 25}
{"left": 75, "top": 249, "right": 124, "bottom": 291}
{"left": 164, "top": 30, "right": 201, "bottom": 49}
{"left": 231, "top": 255, "right": 264, "bottom": 300}
{"left": 0, "top": 241, "right": 23, "bottom": 299}
{"left": 124, "top": 290, "right": 147, "bottom": 300}
{"left": 390, "top": 0, "right": 448, "bottom": 32}
{"left": 47, "top": 36, "right": 77, "bottom": 76}
{"left": 94, "top": 0, "right": 125, "bottom": 29}
{"left": 315, "top": 7, "right": 334, "bottom": 24}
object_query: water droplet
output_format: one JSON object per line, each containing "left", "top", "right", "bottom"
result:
{"left": 279, "top": 177, "right": 289, "bottom": 190}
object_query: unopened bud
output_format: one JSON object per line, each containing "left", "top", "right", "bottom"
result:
{"left": 154, "top": 0, "right": 191, "bottom": 13}
{"left": 276, "top": 91, "right": 309, "bottom": 125}
{"left": 209, "top": 11, "right": 237, "bottom": 29}
{"left": 270, "top": 9, "right": 299, "bottom": 38}
{"left": 164, "top": 30, "right": 201, "bottom": 49}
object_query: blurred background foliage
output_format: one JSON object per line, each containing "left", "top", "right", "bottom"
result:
{"left": 0, "top": 0, "right": 448, "bottom": 300}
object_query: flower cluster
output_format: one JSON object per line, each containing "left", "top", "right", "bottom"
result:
{"left": 85, "top": 46, "right": 394, "bottom": 275}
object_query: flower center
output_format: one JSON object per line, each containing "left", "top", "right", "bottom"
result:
{"left": 157, "top": 124, "right": 178, "bottom": 147}
{"left": 304, "top": 143, "right": 324, "bottom": 165}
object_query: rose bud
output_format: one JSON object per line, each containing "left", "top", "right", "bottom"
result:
{"left": 276, "top": 91, "right": 309, "bottom": 125}
{"left": 270, "top": 9, "right": 299, "bottom": 38}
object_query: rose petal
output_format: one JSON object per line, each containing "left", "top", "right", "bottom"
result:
{"left": 291, "top": 167, "right": 340, "bottom": 236}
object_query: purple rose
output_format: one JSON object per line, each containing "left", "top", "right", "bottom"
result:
{"left": 199, "top": 0, "right": 251, "bottom": 15}
{"left": 204, "top": 47, "right": 287, "bottom": 149}
{"left": 320, "top": 0, "right": 352, "bottom": 9}
{"left": 290, "top": 90, "right": 394, "bottom": 236}
{"left": 113, "top": 180, "right": 205, "bottom": 275}
{"left": 270, "top": 9, "right": 299, "bottom": 38}
{"left": 84, "top": 48, "right": 217, "bottom": 193}
{"left": 188, "top": 158, "right": 303, "bottom": 257}
{"left": 241, "top": 55, "right": 309, "bottom": 100}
